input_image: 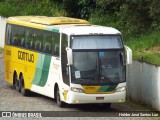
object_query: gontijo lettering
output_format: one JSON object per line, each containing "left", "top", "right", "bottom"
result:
{"left": 18, "top": 51, "right": 34, "bottom": 63}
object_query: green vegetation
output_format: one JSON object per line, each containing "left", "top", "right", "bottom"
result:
{"left": 0, "top": 0, "right": 159, "bottom": 65}
{"left": 133, "top": 52, "right": 160, "bottom": 66}
{"left": 0, "top": 47, "right": 4, "bottom": 54}
{"left": 125, "top": 31, "right": 160, "bottom": 65}
{"left": 0, "top": 0, "right": 66, "bottom": 17}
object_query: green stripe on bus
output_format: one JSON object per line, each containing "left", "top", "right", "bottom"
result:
{"left": 106, "top": 85, "right": 117, "bottom": 91}
{"left": 32, "top": 54, "right": 51, "bottom": 87}
{"left": 32, "top": 54, "right": 43, "bottom": 85}
{"left": 96, "top": 85, "right": 118, "bottom": 92}
{"left": 37, "top": 55, "right": 51, "bottom": 87}
{"left": 97, "top": 86, "right": 109, "bottom": 92}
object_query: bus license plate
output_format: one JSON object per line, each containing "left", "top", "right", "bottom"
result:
{"left": 96, "top": 97, "right": 104, "bottom": 100}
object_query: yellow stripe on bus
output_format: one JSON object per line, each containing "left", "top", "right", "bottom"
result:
{"left": 7, "top": 20, "right": 46, "bottom": 30}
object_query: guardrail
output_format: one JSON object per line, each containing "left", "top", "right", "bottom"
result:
{"left": 127, "top": 60, "right": 160, "bottom": 111}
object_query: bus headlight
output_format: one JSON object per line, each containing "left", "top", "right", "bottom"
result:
{"left": 116, "top": 86, "right": 126, "bottom": 92}
{"left": 70, "top": 87, "right": 84, "bottom": 93}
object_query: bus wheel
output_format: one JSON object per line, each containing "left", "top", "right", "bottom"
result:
{"left": 15, "top": 74, "right": 20, "bottom": 92}
{"left": 13, "top": 73, "right": 16, "bottom": 88}
{"left": 56, "top": 87, "right": 65, "bottom": 107}
{"left": 20, "top": 75, "right": 29, "bottom": 96}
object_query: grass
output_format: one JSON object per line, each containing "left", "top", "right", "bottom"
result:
{"left": 125, "top": 30, "right": 160, "bottom": 66}
{"left": 133, "top": 51, "right": 160, "bottom": 66}
{"left": 125, "top": 31, "right": 160, "bottom": 51}
{"left": 0, "top": 47, "right": 3, "bottom": 54}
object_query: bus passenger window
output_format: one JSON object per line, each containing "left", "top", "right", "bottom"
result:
{"left": 34, "top": 29, "right": 43, "bottom": 52}
{"left": 44, "top": 42, "right": 51, "bottom": 54}
{"left": 61, "top": 34, "right": 69, "bottom": 85}
{"left": 18, "top": 26, "right": 25, "bottom": 48}
{"left": 35, "top": 41, "right": 41, "bottom": 51}
{"left": 5, "top": 24, "right": 11, "bottom": 45}
{"left": 54, "top": 44, "right": 59, "bottom": 55}
{"left": 30, "top": 40, "right": 34, "bottom": 49}
{"left": 42, "top": 31, "right": 52, "bottom": 54}
{"left": 51, "top": 33, "right": 60, "bottom": 56}
{"left": 21, "top": 37, "right": 25, "bottom": 47}
{"left": 17, "top": 36, "right": 22, "bottom": 47}
{"left": 11, "top": 25, "right": 19, "bottom": 46}
{"left": 12, "top": 36, "right": 18, "bottom": 45}
{"left": 25, "top": 28, "right": 34, "bottom": 49}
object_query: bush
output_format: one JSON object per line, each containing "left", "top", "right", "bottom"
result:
{"left": 0, "top": 0, "right": 66, "bottom": 17}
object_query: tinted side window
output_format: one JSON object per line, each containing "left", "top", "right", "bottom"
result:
{"left": 10, "top": 25, "right": 19, "bottom": 46}
{"left": 8, "top": 24, "right": 25, "bottom": 48}
{"left": 18, "top": 26, "right": 25, "bottom": 47}
{"left": 61, "top": 34, "right": 68, "bottom": 53}
{"left": 43, "top": 31, "right": 52, "bottom": 54}
{"left": 34, "top": 29, "right": 43, "bottom": 52}
{"left": 51, "top": 33, "right": 60, "bottom": 56}
{"left": 5, "top": 24, "right": 11, "bottom": 45}
{"left": 42, "top": 31, "right": 60, "bottom": 56}
{"left": 25, "top": 28, "right": 34, "bottom": 49}
{"left": 7, "top": 24, "right": 61, "bottom": 56}
{"left": 61, "top": 34, "right": 69, "bottom": 85}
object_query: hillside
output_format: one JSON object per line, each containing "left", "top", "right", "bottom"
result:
{"left": 125, "top": 31, "right": 160, "bottom": 65}
{"left": 0, "top": 0, "right": 159, "bottom": 65}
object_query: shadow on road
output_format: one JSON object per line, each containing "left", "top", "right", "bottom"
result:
{"left": 67, "top": 104, "right": 118, "bottom": 112}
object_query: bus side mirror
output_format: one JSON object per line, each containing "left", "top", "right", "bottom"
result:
{"left": 124, "top": 46, "right": 132, "bottom": 64}
{"left": 66, "top": 47, "right": 73, "bottom": 65}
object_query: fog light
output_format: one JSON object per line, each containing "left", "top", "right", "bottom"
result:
{"left": 75, "top": 100, "right": 79, "bottom": 103}
{"left": 117, "top": 99, "right": 123, "bottom": 102}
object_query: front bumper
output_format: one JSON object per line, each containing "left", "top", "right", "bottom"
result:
{"left": 66, "top": 90, "right": 126, "bottom": 104}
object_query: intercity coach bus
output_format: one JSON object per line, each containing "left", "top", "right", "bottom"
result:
{"left": 4, "top": 16, "right": 132, "bottom": 107}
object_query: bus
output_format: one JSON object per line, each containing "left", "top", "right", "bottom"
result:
{"left": 4, "top": 16, "right": 132, "bottom": 107}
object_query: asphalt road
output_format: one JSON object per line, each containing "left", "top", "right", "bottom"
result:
{"left": 0, "top": 55, "right": 158, "bottom": 120}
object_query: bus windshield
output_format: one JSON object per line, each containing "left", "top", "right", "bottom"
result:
{"left": 71, "top": 35, "right": 123, "bottom": 50}
{"left": 70, "top": 35, "right": 125, "bottom": 85}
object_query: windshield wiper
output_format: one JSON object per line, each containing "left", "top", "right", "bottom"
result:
{"left": 82, "top": 76, "right": 95, "bottom": 79}
{"left": 75, "top": 78, "right": 90, "bottom": 85}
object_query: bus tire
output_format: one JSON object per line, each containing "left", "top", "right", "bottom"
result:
{"left": 56, "top": 87, "right": 65, "bottom": 107}
{"left": 15, "top": 74, "right": 20, "bottom": 92}
{"left": 13, "top": 72, "right": 16, "bottom": 88}
{"left": 20, "top": 75, "right": 29, "bottom": 96}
